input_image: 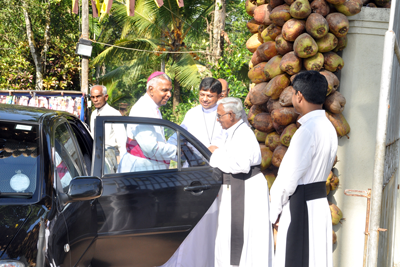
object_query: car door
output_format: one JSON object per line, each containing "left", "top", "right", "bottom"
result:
{"left": 91, "top": 116, "right": 222, "bottom": 267}
{"left": 52, "top": 119, "right": 97, "bottom": 267}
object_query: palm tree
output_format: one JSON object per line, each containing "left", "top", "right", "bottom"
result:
{"left": 92, "top": 0, "right": 215, "bottom": 113}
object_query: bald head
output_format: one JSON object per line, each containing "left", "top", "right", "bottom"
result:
{"left": 218, "top": 79, "right": 229, "bottom": 99}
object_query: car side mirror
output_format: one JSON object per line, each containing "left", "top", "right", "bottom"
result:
{"left": 61, "top": 176, "right": 103, "bottom": 205}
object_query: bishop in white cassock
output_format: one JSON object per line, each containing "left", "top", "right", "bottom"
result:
{"left": 209, "top": 97, "right": 273, "bottom": 267}
{"left": 118, "top": 72, "right": 177, "bottom": 173}
{"left": 270, "top": 71, "right": 338, "bottom": 267}
{"left": 162, "top": 78, "right": 227, "bottom": 267}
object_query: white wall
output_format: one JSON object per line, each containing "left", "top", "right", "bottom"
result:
{"left": 332, "top": 7, "right": 390, "bottom": 267}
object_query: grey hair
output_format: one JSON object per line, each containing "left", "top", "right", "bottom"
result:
{"left": 147, "top": 74, "right": 172, "bottom": 91}
{"left": 219, "top": 97, "right": 243, "bottom": 119}
{"left": 90, "top": 85, "right": 107, "bottom": 95}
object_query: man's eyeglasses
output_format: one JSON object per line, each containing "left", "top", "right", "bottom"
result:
{"left": 217, "top": 112, "right": 230, "bottom": 119}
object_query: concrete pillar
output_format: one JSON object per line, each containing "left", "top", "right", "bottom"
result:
{"left": 333, "top": 7, "right": 390, "bottom": 267}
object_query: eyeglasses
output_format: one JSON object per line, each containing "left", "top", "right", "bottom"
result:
{"left": 217, "top": 113, "right": 230, "bottom": 119}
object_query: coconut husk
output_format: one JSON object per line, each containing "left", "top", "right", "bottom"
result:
{"left": 324, "top": 91, "right": 346, "bottom": 113}
{"left": 279, "top": 86, "right": 294, "bottom": 107}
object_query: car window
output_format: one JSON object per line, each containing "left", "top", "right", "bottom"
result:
{"left": 103, "top": 122, "right": 209, "bottom": 175}
{"left": 54, "top": 123, "right": 84, "bottom": 192}
{"left": 0, "top": 122, "right": 38, "bottom": 196}
{"left": 69, "top": 121, "right": 92, "bottom": 175}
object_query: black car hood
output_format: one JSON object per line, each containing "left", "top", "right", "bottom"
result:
{"left": 0, "top": 205, "right": 31, "bottom": 257}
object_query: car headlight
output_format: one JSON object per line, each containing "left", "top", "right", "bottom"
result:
{"left": 0, "top": 260, "right": 25, "bottom": 267}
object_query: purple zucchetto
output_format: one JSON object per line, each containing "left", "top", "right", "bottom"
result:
{"left": 147, "top": 71, "right": 166, "bottom": 83}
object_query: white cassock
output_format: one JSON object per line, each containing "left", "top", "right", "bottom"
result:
{"left": 210, "top": 119, "right": 273, "bottom": 267}
{"left": 90, "top": 103, "right": 127, "bottom": 173}
{"left": 169, "top": 104, "right": 227, "bottom": 147}
{"left": 161, "top": 104, "right": 227, "bottom": 267}
{"left": 270, "top": 110, "right": 338, "bottom": 267}
{"left": 118, "top": 93, "right": 177, "bottom": 172}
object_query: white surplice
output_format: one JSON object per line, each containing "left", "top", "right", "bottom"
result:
{"left": 210, "top": 119, "right": 274, "bottom": 267}
{"left": 161, "top": 104, "right": 227, "bottom": 267}
{"left": 118, "top": 93, "right": 177, "bottom": 172}
{"left": 270, "top": 110, "right": 338, "bottom": 267}
{"left": 90, "top": 103, "right": 127, "bottom": 156}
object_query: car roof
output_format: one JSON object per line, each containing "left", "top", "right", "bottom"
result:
{"left": 0, "top": 104, "right": 71, "bottom": 123}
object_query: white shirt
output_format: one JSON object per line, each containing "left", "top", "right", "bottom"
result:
{"left": 118, "top": 93, "right": 177, "bottom": 172}
{"left": 210, "top": 119, "right": 261, "bottom": 174}
{"left": 90, "top": 103, "right": 127, "bottom": 156}
{"left": 269, "top": 110, "right": 338, "bottom": 223}
{"left": 169, "top": 104, "right": 227, "bottom": 148}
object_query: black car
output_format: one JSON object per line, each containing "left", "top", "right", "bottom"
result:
{"left": 0, "top": 104, "right": 221, "bottom": 267}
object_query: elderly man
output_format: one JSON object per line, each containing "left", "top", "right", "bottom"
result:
{"left": 217, "top": 78, "right": 250, "bottom": 127}
{"left": 270, "top": 71, "right": 337, "bottom": 267}
{"left": 209, "top": 97, "right": 273, "bottom": 267}
{"left": 118, "top": 72, "right": 177, "bottom": 172}
{"left": 90, "top": 85, "right": 127, "bottom": 173}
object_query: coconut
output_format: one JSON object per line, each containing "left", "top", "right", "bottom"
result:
{"left": 280, "top": 123, "right": 298, "bottom": 146}
{"left": 279, "top": 86, "right": 294, "bottom": 107}
{"left": 324, "top": 91, "right": 346, "bottom": 114}
{"left": 306, "top": 13, "right": 329, "bottom": 39}
{"left": 267, "top": 98, "right": 284, "bottom": 113}
{"left": 265, "top": 74, "right": 291, "bottom": 99}
{"left": 261, "top": 146, "right": 274, "bottom": 170}
{"left": 253, "top": 4, "right": 273, "bottom": 24}
{"left": 326, "top": 111, "right": 351, "bottom": 137}
{"left": 271, "top": 107, "right": 299, "bottom": 126}
{"left": 249, "top": 82, "right": 270, "bottom": 105}
{"left": 270, "top": 4, "right": 292, "bottom": 27}
{"left": 254, "top": 113, "right": 275, "bottom": 133}
{"left": 272, "top": 145, "right": 288, "bottom": 167}
{"left": 275, "top": 34, "right": 294, "bottom": 55}
{"left": 326, "top": 13, "right": 349, "bottom": 38}
{"left": 329, "top": 202, "right": 343, "bottom": 225}
{"left": 264, "top": 55, "right": 285, "bottom": 81}
{"left": 266, "top": 131, "right": 281, "bottom": 151}
{"left": 248, "top": 62, "right": 268, "bottom": 84}
{"left": 311, "top": 0, "right": 330, "bottom": 17}
{"left": 320, "top": 70, "right": 340, "bottom": 95}
{"left": 246, "top": 33, "right": 263, "bottom": 53}
{"left": 282, "top": 19, "right": 306, "bottom": 42}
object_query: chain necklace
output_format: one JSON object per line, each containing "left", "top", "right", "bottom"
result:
{"left": 202, "top": 107, "right": 217, "bottom": 146}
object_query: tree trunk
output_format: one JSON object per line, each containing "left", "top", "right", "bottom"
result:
{"left": 211, "top": 0, "right": 226, "bottom": 64}
{"left": 173, "top": 78, "right": 180, "bottom": 114}
{"left": 22, "top": 1, "right": 44, "bottom": 90}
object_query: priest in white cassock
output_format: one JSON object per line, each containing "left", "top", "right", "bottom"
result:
{"left": 208, "top": 97, "right": 273, "bottom": 267}
{"left": 217, "top": 78, "right": 250, "bottom": 127}
{"left": 90, "top": 85, "right": 127, "bottom": 173}
{"left": 269, "top": 70, "right": 338, "bottom": 267}
{"left": 169, "top": 77, "right": 227, "bottom": 147}
{"left": 162, "top": 78, "right": 226, "bottom": 267}
{"left": 118, "top": 72, "right": 177, "bottom": 173}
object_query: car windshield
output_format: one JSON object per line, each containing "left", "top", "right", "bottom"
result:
{"left": 0, "top": 122, "right": 39, "bottom": 197}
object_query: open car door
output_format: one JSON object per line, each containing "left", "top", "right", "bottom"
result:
{"left": 91, "top": 116, "right": 222, "bottom": 267}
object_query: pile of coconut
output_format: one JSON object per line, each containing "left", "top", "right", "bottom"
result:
{"left": 244, "top": 0, "right": 353, "bottom": 246}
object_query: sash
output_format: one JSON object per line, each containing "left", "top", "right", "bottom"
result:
{"left": 222, "top": 165, "right": 261, "bottom": 266}
{"left": 126, "top": 137, "right": 170, "bottom": 165}
{"left": 285, "top": 181, "right": 327, "bottom": 267}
